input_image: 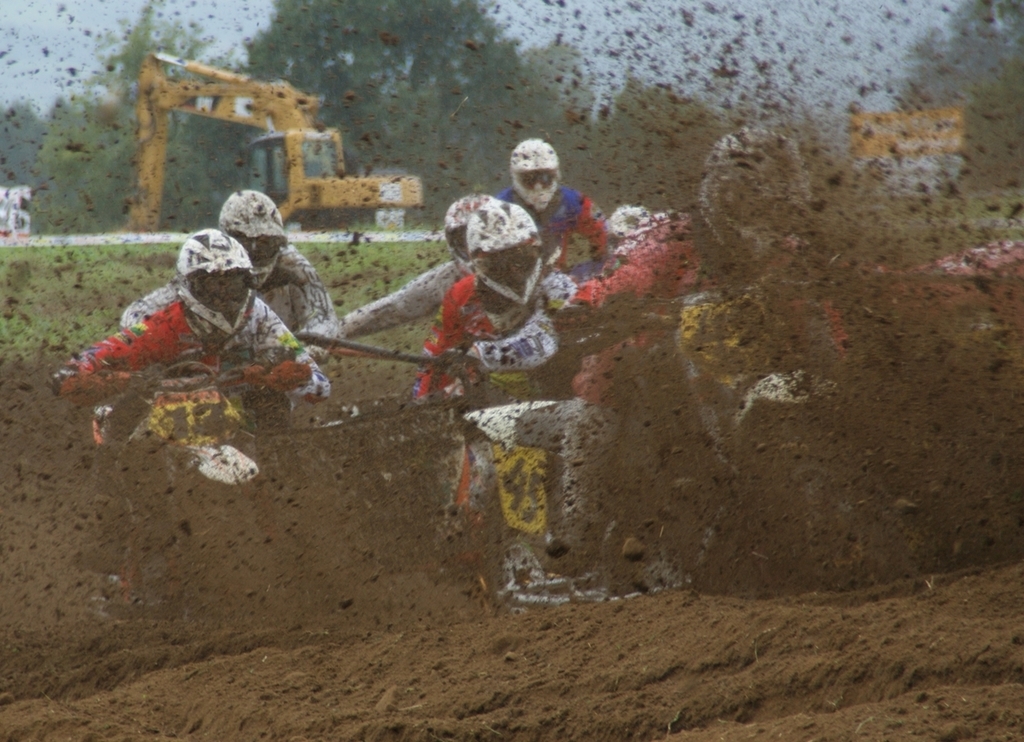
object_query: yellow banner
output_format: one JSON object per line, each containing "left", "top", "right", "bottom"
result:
{"left": 850, "top": 107, "right": 963, "bottom": 159}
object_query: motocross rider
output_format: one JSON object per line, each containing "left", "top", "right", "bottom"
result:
{"left": 574, "top": 204, "right": 698, "bottom": 305}
{"left": 417, "top": 200, "right": 625, "bottom": 593}
{"left": 497, "top": 139, "right": 608, "bottom": 281}
{"left": 121, "top": 190, "right": 340, "bottom": 340}
{"left": 54, "top": 229, "right": 330, "bottom": 428}
{"left": 678, "top": 127, "right": 845, "bottom": 451}
{"left": 336, "top": 194, "right": 496, "bottom": 339}
{"left": 566, "top": 204, "right": 699, "bottom": 404}
{"left": 412, "top": 200, "right": 576, "bottom": 401}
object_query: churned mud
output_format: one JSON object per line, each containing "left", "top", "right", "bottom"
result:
{"left": 5, "top": 231, "right": 1024, "bottom": 740}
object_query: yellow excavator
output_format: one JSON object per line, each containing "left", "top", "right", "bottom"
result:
{"left": 129, "top": 52, "right": 423, "bottom": 231}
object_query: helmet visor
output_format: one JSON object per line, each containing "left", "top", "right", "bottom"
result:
{"left": 475, "top": 241, "right": 541, "bottom": 299}
{"left": 446, "top": 225, "right": 470, "bottom": 265}
{"left": 518, "top": 169, "right": 557, "bottom": 190}
{"left": 230, "top": 232, "right": 287, "bottom": 269}
{"left": 188, "top": 269, "right": 254, "bottom": 320}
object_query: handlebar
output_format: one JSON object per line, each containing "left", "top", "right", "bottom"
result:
{"left": 296, "top": 332, "right": 474, "bottom": 368}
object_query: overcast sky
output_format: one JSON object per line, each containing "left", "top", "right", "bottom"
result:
{"left": 1, "top": 0, "right": 275, "bottom": 108}
{"left": 2, "top": 0, "right": 956, "bottom": 127}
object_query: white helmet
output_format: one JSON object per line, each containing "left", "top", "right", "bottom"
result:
{"left": 698, "top": 127, "right": 810, "bottom": 267}
{"left": 466, "top": 201, "right": 543, "bottom": 305}
{"left": 608, "top": 205, "right": 652, "bottom": 240}
{"left": 511, "top": 139, "right": 560, "bottom": 211}
{"left": 219, "top": 190, "right": 287, "bottom": 286}
{"left": 176, "top": 229, "right": 256, "bottom": 340}
{"left": 444, "top": 194, "right": 496, "bottom": 275}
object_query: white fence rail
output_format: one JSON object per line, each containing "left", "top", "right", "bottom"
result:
{"left": 0, "top": 230, "right": 443, "bottom": 248}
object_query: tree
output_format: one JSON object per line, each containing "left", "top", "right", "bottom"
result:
{"left": 33, "top": 97, "right": 137, "bottom": 233}
{"left": 959, "top": 57, "right": 1024, "bottom": 190}
{"left": 900, "top": 0, "right": 1023, "bottom": 107}
{"left": 0, "top": 103, "right": 47, "bottom": 188}
{"left": 899, "top": 1, "right": 1024, "bottom": 191}
{"left": 34, "top": 1, "right": 246, "bottom": 233}
{"left": 520, "top": 43, "right": 598, "bottom": 124}
{"left": 246, "top": 0, "right": 564, "bottom": 218}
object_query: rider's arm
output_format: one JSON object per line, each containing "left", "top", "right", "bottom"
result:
{"left": 54, "top": 305, "right": 188, "bottom": 404}
{"left": 265, "top": 246, "right": 341, "bottom": 337}
{"left": 339, "top": 261, "right": 463, "bottom": 339}
{"left": 245, "top": 300, "right": 331, "bottom": 403}
{"left": 575, "top": 194, "right": 609, "bottom": 262}
{"left": 412, "top": 274, "right": 476, "bottom": 399}
{"left": 468, "top": 308, "right": 559, "bottom": 372}
{"left": 119, "top": 281, "right": 179, "bottom": 328}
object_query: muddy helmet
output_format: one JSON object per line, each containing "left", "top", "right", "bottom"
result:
{"left": 698, "top": 127, "right": 811, "bottom": 280}
{"left": 608, "top": 205, "right": 652, "bottom": 240}
{"left": 466, "top": 200, "right": 543, "bottom": 305}
{"left": 219, "top": 190, "right": 287, "bottom": 286}
{"left": 445, "top": 194, "right": 496, "bottom": 275}
{"left": 511, "top": 139, "right": 560, "bottom": 211}
{"left": 176, "top": 229, "right": 256, "bottom": 340}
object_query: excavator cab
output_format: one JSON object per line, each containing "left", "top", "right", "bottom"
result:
{"left": 248, "top": 133, "right": 290, "bottom": 204}
{"left": 299, "top": 132, "right": 340, "bottom": 178}
{"left": 248, "top": 130, "right": 350, "bottom": 225}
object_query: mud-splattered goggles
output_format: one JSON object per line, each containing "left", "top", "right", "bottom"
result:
{"left": 188, "top": 269, "right": 254, "bottom": 316}
{"left": 229, "top": 232, "right": 287, "bottom": 267}
{"left": 474, "top": 240, "right": 542, "bottom": 296}
{"left": 518, "top": 170, "right": 557, "bottom": 189}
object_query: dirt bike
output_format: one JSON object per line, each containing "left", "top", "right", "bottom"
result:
{"left": 84, "top": 362, "right": 284, "bottom": 615}
{"left": 84, "top": 215, "right": 703, "bottom": 619}
{"left": 287, "top": 216, "right": 702, "bottom": 609}
{"left": 452, "top": 399, "right": 655, "bottom": 607}
{"left": 92, "top": 362, "right": 260, "bottom": 484}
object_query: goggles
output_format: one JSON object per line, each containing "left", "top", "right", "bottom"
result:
{"left": 230, "top": 232, "right": 287, "bottom": 267}
{"left": 518, "top": 170, "right": 557, "bottom": 189}
{"left": 474, "top": 241, "right": 541, "bottom": 295}
{"left": 188, "top": 269, "right": 254, "bottom": 317}
{"left": 446, "top": 225, "right": 470, "bottom": 265}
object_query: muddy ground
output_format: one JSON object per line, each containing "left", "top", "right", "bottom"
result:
{"left": 5, "top": 225, "right": 1024, "bottom": 742}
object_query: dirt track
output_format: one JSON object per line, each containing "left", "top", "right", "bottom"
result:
{"left": 5, "top": 243, "right": 1024, "bottom": 740}
{"left": 4, "top": 562, "right": 1024, "bottom": 741}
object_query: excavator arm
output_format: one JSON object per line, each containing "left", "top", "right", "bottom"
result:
{"left": 131, "top": 53, "right": 322, "bottom": 231}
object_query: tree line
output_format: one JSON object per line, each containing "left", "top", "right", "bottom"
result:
{"left": 0, "top": 0, "right": 727, "bottom": 235}
{"left": 6, "top": 0, "right": 1024, "bottom": 235}
{"left": 899, "top": 0, "right": 1024, "bottom": 192}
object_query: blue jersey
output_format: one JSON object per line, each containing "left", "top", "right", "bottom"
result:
{"left": 496, "top": 186, "right": 607, "bottom": 273}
